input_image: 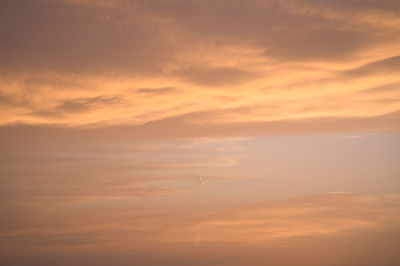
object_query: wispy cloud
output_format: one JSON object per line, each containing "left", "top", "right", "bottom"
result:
{"left": 0, "top": 0, "right": 399, "bottom": 133}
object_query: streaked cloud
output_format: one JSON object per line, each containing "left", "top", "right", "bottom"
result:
{"left": 30, "top": 96, "right": 122, "bottom": 118}
{"left": 2, "top": 192, "right": 399, "bottom": 265}
{"left": 0, "top": 0, "right": 399, "bottom": 134}
{"left": 184, "top": 193, "right": 400, "bottom": 242}
{"left": 136, "top": 87, "right": 180, "bottom": 95}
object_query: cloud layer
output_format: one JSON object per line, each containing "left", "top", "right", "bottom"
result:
{"left": 1, "top": 0, "right": 399, "bottom": 135}
{"left": 2, "top": 192, "right": 400, "bottom": 266}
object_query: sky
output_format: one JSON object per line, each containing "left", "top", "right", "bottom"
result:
{"left": 1, "top": 0, "right": 400, "bottom": 265}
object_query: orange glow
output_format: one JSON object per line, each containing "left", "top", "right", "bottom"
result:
{"left": 1, "top": 1, "right": 400, "bottom": 265}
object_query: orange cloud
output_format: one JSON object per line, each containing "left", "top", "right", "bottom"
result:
{"left": 0, "top": 0, "right": 399, "bottom": 135}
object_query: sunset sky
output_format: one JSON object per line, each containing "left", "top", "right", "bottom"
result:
{"left": 1, "top": 0, "right": 400, "bottom": 265}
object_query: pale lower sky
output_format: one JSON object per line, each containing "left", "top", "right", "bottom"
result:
{"left": 1, "top": 129, "right": 399, "bottom": 265}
